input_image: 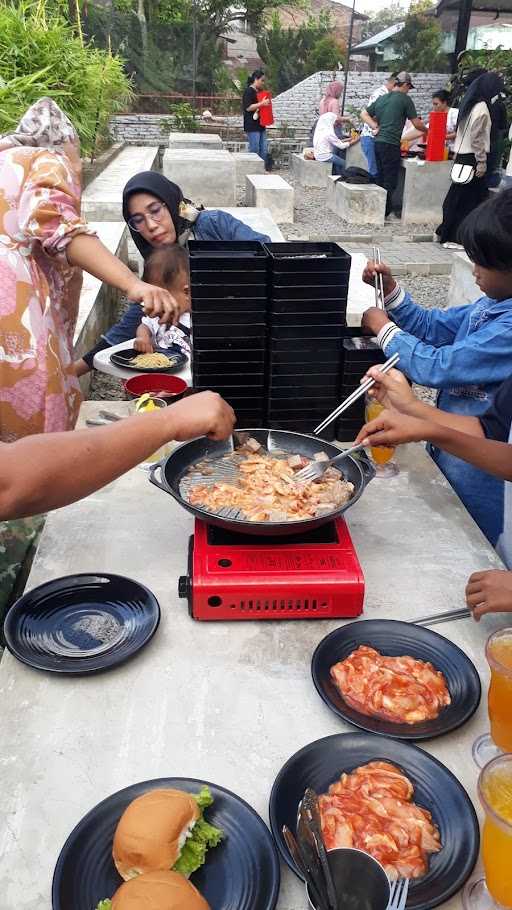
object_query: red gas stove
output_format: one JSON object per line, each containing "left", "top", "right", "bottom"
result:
{"left": 178, "top": 518, "right": 364, "bottom": 621}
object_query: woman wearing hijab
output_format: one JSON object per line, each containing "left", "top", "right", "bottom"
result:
{"left": 435, "top": 72, "right": 506, "bottom": 247}
{"left": 312, "top": 112, "right": 356, "bottom": 176}
{"left": 319, "top": 81, "right": 343, "bottom": 116}
{"left": 75, "top": 172, "right": 271, "bottom": 375}
{"left": 0, "top": 98, "right": 179, "bottom": 441}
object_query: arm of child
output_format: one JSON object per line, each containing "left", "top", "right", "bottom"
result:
{"left": 466, "top": 570, "right": 512, "bottom": 621}
{"left": 134, "top": 322, "right": 154, "bottom": 354}
{"left": 356, "top": 412, "right": 512, "bottom": 480}
{"left": 362, "top": 261, "right": 467, "bottom": 346}
{"left": 372, "top": 311, "right": 512, "bottom": 390}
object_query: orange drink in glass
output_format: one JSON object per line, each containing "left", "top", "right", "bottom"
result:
{"left": 364, "top": 396, "right": 398, "bottom": 477}
{"left": 464, "top": 754, "right": 512, "bottom": 910}
{"left": 473, "top": 628, "right": 512, "bottom": 767}
{"left": 487, "top": 629, "right": 512, "bottom": 752}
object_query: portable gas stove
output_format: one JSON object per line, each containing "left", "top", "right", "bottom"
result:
{"left": 178, "top": 517, "right": 364, "bottom": 621}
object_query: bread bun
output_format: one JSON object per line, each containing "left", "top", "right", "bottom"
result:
{"left": 111, "top": 870, "right": 210, "bottom": 910}
{"left": 113, "top": 789, "right": 200, "bottom": 880}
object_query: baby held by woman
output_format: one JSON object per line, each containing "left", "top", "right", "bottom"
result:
{"left": 134, "top": 245, "right": 191, "bottom": 356}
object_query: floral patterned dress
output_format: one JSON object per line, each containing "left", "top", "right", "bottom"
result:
{"left": 0, "top": 145, "right": 94, "bottom": 441}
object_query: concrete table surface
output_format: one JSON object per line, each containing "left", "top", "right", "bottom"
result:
{"left": 0, "top": 404, "right": 507, "bottom": 910}
{"left": 207, "top": 207, "right": 285, "bottom": 242}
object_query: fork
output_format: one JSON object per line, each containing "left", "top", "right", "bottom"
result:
{"left": 294, "top": 443, "right": 365, "bottom": 483}
{"left": 388, "top": 878, "right": 409, "bottom": 910}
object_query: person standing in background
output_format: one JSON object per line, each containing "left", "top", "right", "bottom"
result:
{"left": 361, "top": 72, "right": 426, "bottom": 219}
{"left": 360, "top": 73, "right": 398, "bottom": 178}
{"left": 436, "top": 72, "right": 506, "bottom": 246}
{"left": 242, "top": 70, "right": 270, "bottom": 165}
{"left": 431, "top": 89, "right": 459, "bottom": 151}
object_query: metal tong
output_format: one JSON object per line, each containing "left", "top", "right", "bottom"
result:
{"left": 373, "top": 245, "right": 385, "bottom": 310}
{"left": 413, "top": 607, "right": 471, "bottom": 626}
{"left": 314, "top": 352, "right": 400, "bottom": 435}
{"left": 283, "top": 789, "right": 338, "bottom": 910}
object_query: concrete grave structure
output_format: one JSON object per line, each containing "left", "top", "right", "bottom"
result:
{"left": 168, "top": 132, "right": 223, "bottom": 150}
{"left": 245, "top": 174, "right": 294, "bottom": 223}
{"left": 400, "top": 159, "right": 452, "bottom": 225}
{"left": 345, "top": 140, "right": 370, "bottom": 173}
{"left": 82, "top": 146, "right": 158, "bottom": 221}
{"left": 73, "top": 222, "right": 128, "bottom": 395}
{"left": 210, "top": 207, "right": 285, "bottom": 241}
{"left": 291, "top": 153, "right": 332, "bottom": 188}
{"left": 448, "top": 251, "right": 479, "bottom": 309}
{"left": 327, "top": 177, "right": 386, "bottom": 225}
{"left": 232, "top": 152, "right": 265, "bottom": 182}
{"left": 163, "top": 148, "right": 236, "bottom": 206}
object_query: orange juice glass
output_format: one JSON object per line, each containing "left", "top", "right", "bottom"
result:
{"left": 488, "top": 628, "right": 512, "bottom": 751}
{"left": 473, "top": 628, "right": 512, "bottom": 768}
{"left": 364, "top": 396, "right": 398, "bottom": 477}
{"left": 482, "top": 755, "right": 512, "bottom": 908}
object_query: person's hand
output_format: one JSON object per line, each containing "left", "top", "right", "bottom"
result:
{"left": 355, "top": 409, "right": 434, "bottom": 448}
{"left": 372, "top": 126, "right": 380, "bottom": 137}
{"left": 134, "top": 336, "right": 154, "bottom": 354}
{"left": 361, "top": 307, "right": 390, "bottom": 336}
{"left": 465, "top": 569, "right": 512, "bottom": 621}
{"left": 475, "top": 161, "right": 487, "bottom": 179}
{"left": 125, "top": 276, "right": 181, "bottom": 325}
{"left": 260, "top": 97, "right": 271, "bottom": 107}
{"left": 361, "top": 367, "right": 415, "bottom": 412}
{"left": 362, "top": 259, "right": 396, "bottom": 298}
{"left": 167, "top": 391, "right": 236, "bottom": 442}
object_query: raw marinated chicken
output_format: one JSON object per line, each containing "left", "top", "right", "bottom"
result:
{"left": 187, "top": 443, "right": 354, "bottom": 522}
{"left": 319, "top": 761, "right": 442, "bottom": 879}
{"left": 330, "top": 645, "right": 451, "bottom": 724}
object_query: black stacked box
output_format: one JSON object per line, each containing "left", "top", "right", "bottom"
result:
{"left": 190, "top": 241, "right": 268, "bottom": 426}
{"left": 264, "top": 242, "right": 351, "bottom": 441}
{"left": 337, "top": 336, "right": 386, "bottom": 441}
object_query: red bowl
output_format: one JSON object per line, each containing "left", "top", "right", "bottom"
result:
{"left": 123, "top": 374, "right": 188, "bottom": 403}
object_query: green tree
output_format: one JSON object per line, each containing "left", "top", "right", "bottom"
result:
{"left": 257, "top": 12, "right": 345, "bottom": 94}
{"left": 393, "top": 0, "right": 449, "bottom": 73}
{"left": 360, "top": 2, "right": 404, "bottom": 42}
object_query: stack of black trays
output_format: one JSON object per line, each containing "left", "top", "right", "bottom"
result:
{"left": 190, "top": 241, "right": 268, "bottom": 427}
{"left": 337, "top": 336, "right": 386, "bottom": 441}
{"left": 264, "top": 242, "right": 350, "bottom": 441}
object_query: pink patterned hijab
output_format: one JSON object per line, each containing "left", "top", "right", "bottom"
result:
{"left": 0, "top": 97, "right": 79, "bottom": 153}
{"left": 319, "top": 81, "right": 343, "bottom": 115}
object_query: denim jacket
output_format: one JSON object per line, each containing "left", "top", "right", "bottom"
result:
{"left": 378, "top": 286, "right": 512, "bottom": 545}
{"left": 104, "top": 212, "right": 271, "bottom": 346}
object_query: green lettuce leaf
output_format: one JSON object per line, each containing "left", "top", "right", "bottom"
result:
{"left": 95, "top": 901, "right": 112, "bottom": 910}
{"left": 172, "top": 787, "right": 223, "bottom": 878}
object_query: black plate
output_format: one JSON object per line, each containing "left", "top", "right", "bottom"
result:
{"left": 4, "top": 573, "right": 160, "bottom": 674}
{"left": 311, "top": 620, "right": 481, "bottom": 741}
{"left": 269, "top": 732, "right": 479, "bottom": 910}
{"left": 110, "top": 346, "right": 188, "bottom": 373}
{"left": 52, "top": 777, "right": 280, "bottom": 910}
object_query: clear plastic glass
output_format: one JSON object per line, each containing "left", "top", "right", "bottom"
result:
{"left": 364, "top": 393, "right": 399, "bottom": 478}
{"left": 463, "top": 754, "right": 512, "bottom": 910}
{"left": 472, "top": 628, "right": 512, "bottom": 768}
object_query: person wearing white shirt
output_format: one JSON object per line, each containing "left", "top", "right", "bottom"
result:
{"left": 360, "top": 73, "right": 398, "bottom": 176}
{"left": 312, "top": 113, "right": 356, "bottom": 175}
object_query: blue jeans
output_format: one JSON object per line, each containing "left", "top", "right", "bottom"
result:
{"left": 329, "top": 152, "right": 347, "bottom": 177}
{"left": 246, "top": 130, "right": 267, "bottom": 161}
{"left": 360, "top": 135, "right": 378, "bottom": 177}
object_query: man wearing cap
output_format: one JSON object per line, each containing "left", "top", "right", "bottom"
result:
{"left": 361, "top": 72, "right": 427, "bottom": 219}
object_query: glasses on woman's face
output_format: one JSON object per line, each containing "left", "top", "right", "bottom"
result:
{"left": 128, "top": 201, "right": 167, "bottom": 232}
